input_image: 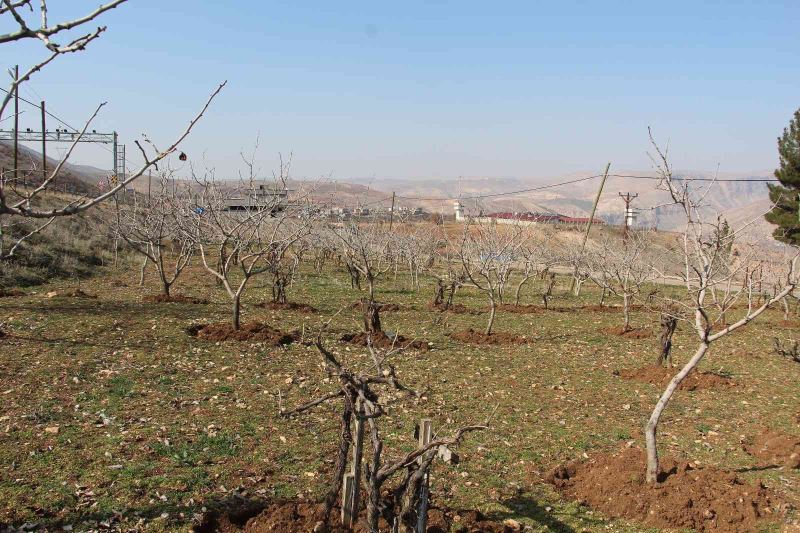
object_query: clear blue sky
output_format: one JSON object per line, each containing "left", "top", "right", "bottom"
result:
{"left": 3, "top": 0, "right": 799, "bottom": 180}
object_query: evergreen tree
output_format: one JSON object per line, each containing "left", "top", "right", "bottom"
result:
{"left": 765, "top": 108, "right": 800, "bottom": 246}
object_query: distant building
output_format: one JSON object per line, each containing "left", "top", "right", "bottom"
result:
{"left": 485, "top": 212, "right": 605, "bottom": 225}
{"left": 223, "top": 184, "right": 289, "bottom": 212}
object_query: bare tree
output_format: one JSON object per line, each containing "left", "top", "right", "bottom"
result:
{"left": 184, "top": 164, "right": 308, "bottom": 329}
{"left": 0, "top": 1, "right": 224, "bottom": 259}
{"left": 512, "top": 231, "right": 556, "bottom": 306}
{"left": 280, "top": 329, "right": 487, "bottom": 532}
{"left": 429, "top": 230, "right": 466, "bottom": 311}
{"left": 113, "top": 173, "right": 194, "bottom": 298}
{"left": 642, "top": 129, "right": 799, "bottom": 483}
{"left": 585, "top": 231, "right": 658, "bottom": 331}
{"left": 329, "top": 219, "right": 394, "bottom": 334}
{"left": 458, "top": 220, "right": 526, "bottom": 335}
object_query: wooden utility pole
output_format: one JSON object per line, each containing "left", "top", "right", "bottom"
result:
{"left": 571, "top": 163, "right": 611, "bottom": 293}
{"left": 148, "top": 169, "right": 152, "bottom": 199}
{"left": 13, "top": 65, "right": 19, "bottom": 187}
{"left": 41, "top": 100, "right": 47, "bottom": 184}
{"left": 389, "top": 191, "right": 396, "bottom": 230}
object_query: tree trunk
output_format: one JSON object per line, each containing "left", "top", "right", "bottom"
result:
{"left": 272, "top": 275, "right": 287, "bottom": 304}
{"left": 514, "top": 276, "right": 530, "bottom": 305}
{"left": 645, "top": 341, "right": 709, "bottom": 483}
{"left": 485, "top": 299, "right": 496, "bottom": 336}
{"left": 432, "top": 281, "right": 445, "bottom": 307}
{"left": 622, "top": 294, "right": 631, "bottom": 331}
{"left": 364, "top": 300, "right": 382, "bottom": 334}
{"left": 161, "top": 276, "right": 171, "bottom": 298}
{"left": 575, "top": 276, "right": 585, "bottom": 297}
{"left": 232, "top": 294, "right": 241, "bottom": 330}
{"left": 445, "top": 282, "right": 456, "bottom": 309}
{"left": 323, "top": 403, "right": 353, "bottom": 521}
{"left": 138, "top": 256, "right": 148, "bottom": 287}
{"left": 658, "top": 314, "right": 677, "bottom": 366}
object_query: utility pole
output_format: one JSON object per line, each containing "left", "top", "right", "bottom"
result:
{"left": 13, "top": 65, "right": 19, "bottom": 187}
{"left": 619, "top": 192, "right": 638, "bottom": 242}
{"left": 148, "top": 169, "right": 152, "bottom": 199}
{"left": 40, "top": 100, "right": 47, "bottom": 185}
{"left": 388, "top": 191, "right": 396, "bottom": 230}
{"left": 571, "top": 162, "right": 611, "bottom": 293}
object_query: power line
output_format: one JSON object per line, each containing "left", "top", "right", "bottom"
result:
{"left": 394, "top": 174, "right": 603, "bottom": 202}
{"left": 0, "top": 86, "right": 138, "bottom": 172}
{"left": 610, "top": 173, "right": 778, "bottom": 183}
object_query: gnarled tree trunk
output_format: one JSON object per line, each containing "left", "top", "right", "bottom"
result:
{"left": 657, "top": 314, "right": 677, "bottom": 366}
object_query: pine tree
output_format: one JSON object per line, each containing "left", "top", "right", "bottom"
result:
{"left": 765, "top": 108, "right": 800, "bottom": 246}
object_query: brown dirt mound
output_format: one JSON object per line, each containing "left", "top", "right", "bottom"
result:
{"left": 340, "top": 331, "right": 430, "bottom": 351}
{"left": 743, "top": 430, "right": 800, "bottom": 469}
{"left": 617, "top": 365, "right": 734, "bottom": 391}
{"left": 350, "top": 300, "right": 403, "bottom": 312}
{"left": 0, "top": 288, "right": 25, "bottom": 297}
{"left": 449, "top": 328, "right": 530, "bottom": 345}
{"left": 546, "top": 446, "right": 784, "bottom": 532}
{"left": 495, "top": 303, "right": 545, "bottom": 314}
{"left": 254, "top": 301, "right": 318, "bottom": 313}
{"left": 599, "top": 326, "right": 652, "bottom": 338}
{"left": 427, "top": 302, "right": 480, "bottom": 314}
{"left": 143, "top": 294, "right": 209, "bottom": 304}
{"left": 187, "top": 322, "right": 298, "bottom": 345}
{"left": 200, "top": 500, "right": 512, "bottom": 533}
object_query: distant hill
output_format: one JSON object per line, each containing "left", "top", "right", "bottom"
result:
{"left": 0, "top": 141, "right": 779, "bottom": 241}
{"left": 336, "top": 171, "right": 776, "bottom": 241}
{"left": 0, "top": 141, "right": 109, "bottom": 194}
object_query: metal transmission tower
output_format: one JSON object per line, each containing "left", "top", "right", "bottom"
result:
{"left": 0, "top": 128, "right": 126, "bottom": 180}
{"left": 618, "top": 192, "right": 638, "bottom": 240}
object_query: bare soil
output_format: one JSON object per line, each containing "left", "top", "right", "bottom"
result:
{"left": 599, "top": 326, "right": 652, "bottom": 339}
{"left": 427, "top": 302, "right": 480, "bottom": 314}
{"left": 743, "top": 429, "right": 800, "bottom": 469}
{"left": 449, "top": 328, "right": 531, "bottom": 345}
{"left": 0, "top": 289, "right": 25, "bottom": 298}
{"left": 199, "top": 500, "right": 512, "bottom": 532}
{"left": 340, "top": 331, "right": 430, "bottom": 351}
{"left": 617, "top": 364, "right": 735, "bottom": 391}
{"left": 495, "top": 303, "right": 544, "bottom": 314}
{"left": 186, "top": 322, "right": 298, "bottom": 345}
{"left": 546, "top": 446, "right": 784, "bottom": 532}
{"left": 254, "top": 301, "right": 318, "bottom": 313}
{"left": 143, "top": 294, "right": 209, "bottom": 304}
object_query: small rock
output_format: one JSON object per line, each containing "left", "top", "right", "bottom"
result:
{"left": 44, "top": 426, "right": 59, "bottom": 434}
{"left": 503, "top": 518, "right": 522, "bottom": 530}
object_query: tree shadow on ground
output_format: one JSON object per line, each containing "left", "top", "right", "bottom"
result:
{"left": 485, "top": 494, "right": 603, "bottom": 533}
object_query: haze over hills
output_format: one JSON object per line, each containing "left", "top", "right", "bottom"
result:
{"left": 337, "top": 171, "right": 775, "bottom": 239}
{"left": 1, "top": 141, "right": 779, "bottom": 241}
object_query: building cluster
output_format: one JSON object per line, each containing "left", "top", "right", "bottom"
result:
{"left": 323, "top": 205, "right": 427, "bottom": 221}
{"left": 453, "top": 201, "right": 603, "bottom": 226}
